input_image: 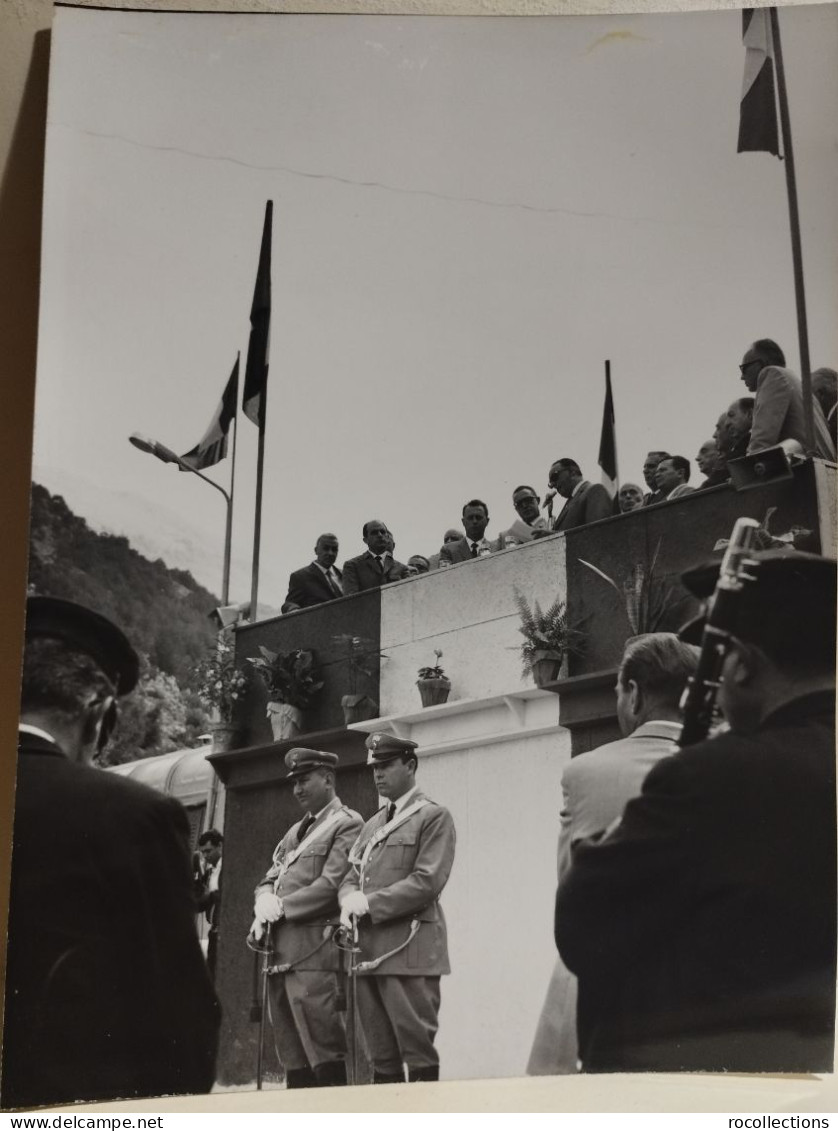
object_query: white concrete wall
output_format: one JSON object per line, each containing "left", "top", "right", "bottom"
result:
{"left": 379, "top": 536, "right": 568, "bottom": 715}
{"left": 373, "top": 537, "right": 572, "bottom": 1081}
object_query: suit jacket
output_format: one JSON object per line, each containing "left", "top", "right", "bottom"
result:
{"left": 497, "top": 516, "right": 550, "bottom": 545}
{"left": 439, "top": 535, "right": 499, "bottom": 564}
{"left": 339, "top": 791, "right": 456, "bottom": 976}
{"left": 556, "top": 692, "right": 836, "bottom": 1074}
{"left": 664, "top": 483, "right": 695, "bottom": 501}
{"left": 281, "top": 562, "right": 343, "bottom": 613}
{"left": 748, "top": 365, "right": 835, "bottom": 459}
{"left": 1, "top": 733, "right": 220, "bottom": 1109}
{"left": 556, "top": 720, "right": 681, "bottom": 883}
{"left": 255, "top": 797, "right": 363, "bottom": 971}
{"left": 552, "top": 482, "right": 612, "bottom": 532}
{"left": 342, "top": 552, "right": 410, "bottom": 594}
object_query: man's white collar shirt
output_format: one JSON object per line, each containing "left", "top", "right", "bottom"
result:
{"left": 314, "top": 560, "right": 343, "bottom": 591}
{"left": 390, "top": 785, "right": 420, "bottom": 816}
{"left": 19, "top": 724, "right": 57, "bottom": 744}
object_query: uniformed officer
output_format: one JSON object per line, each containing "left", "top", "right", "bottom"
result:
{"left": 338, "top": 733, "right": 456, "bottom": 1084}
{"left": 252, "top": 748, "right": 363, "bottom": 1088}
{"left": 2, "top": 597, "right": 219, "bottom": 1108}
{"left": 556, "top": 550, "right": 837, "bottom": 1074}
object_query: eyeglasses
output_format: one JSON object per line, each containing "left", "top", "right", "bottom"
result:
{"left": 739, "top": 359, "right": 761, "bottom": 373}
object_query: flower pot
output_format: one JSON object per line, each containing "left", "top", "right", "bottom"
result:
{"left": 416, "top": 677, "right": 451, "bottom": 707}
{"left": 210, "top": 723, "right": 241, "bottom": 753}
{"left": 267, "top": 701, "right": 303, "bottom": 742}
{"left": 341, "top": 694, "right": 379, "bottom": 725}
{"left": 530, "top": 655, "right": 563, "bottom": 688}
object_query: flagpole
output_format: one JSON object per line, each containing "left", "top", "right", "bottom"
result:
{"left": 250, "top": 416, "right": 265, "bottom": 621}
{"left": 769, "top": 6, "right": 815, "bottom": 456}
{"left": 606, "top": 359, "right": 618, "bottom": 492}
{"left": 223, "top": 353, "right": 240, "bottom": 608}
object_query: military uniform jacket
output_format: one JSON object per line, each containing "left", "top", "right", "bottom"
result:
{"left": 255, "top": 797, "right": 363, "bottom": 972}
{"left": 339, "top": 791, "right": 456, "bottom": 977}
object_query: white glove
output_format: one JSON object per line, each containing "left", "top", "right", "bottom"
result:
{"left": 254, "top": 892, "right": 283, "bottom": 922}
{"left": 340, "top": 891, "right": 370, "bottom": 928}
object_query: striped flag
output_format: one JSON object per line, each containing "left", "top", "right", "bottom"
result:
{"left": 737, "top": 8, "right": 780, "bottom": 156}
{"left": 243, "top": 201, "right": 273, "bottom": 428}
{"left": 598, "top": 364, "right": 618, "bottom": 497}
{"left": 180, "top": 358, "right": 239, "bottom": 470}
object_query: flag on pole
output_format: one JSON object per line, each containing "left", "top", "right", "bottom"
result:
{"left": 598, "top": 364, "right": 618, "bottom": 497}
{"left": 180, "top": 358, "right": 239, "bottom": 470}
{"left": 243, "top": 200, "right": 273, "bottom": 428}
{"left": 737, "top": 8, "right": 780, "bottom": 156}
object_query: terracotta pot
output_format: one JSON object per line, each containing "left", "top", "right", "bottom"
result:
{"left": 341, "top": 694, "right": 379, "bottom": 725}
{"left": 416, "top": 677, "right": 451, "bottom": 707}
{"left": 530, "top": 655, "right": 563, "bottom": 688}
{"left": 267, "top": 701, "right": 303, "bottom": 742}
{"left": 210, "top": 723, "right": 241, "bottom": 753}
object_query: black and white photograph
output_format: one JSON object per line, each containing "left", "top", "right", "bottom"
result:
{"left": 1, "top": 0, "right": 837, "bottom": 1114}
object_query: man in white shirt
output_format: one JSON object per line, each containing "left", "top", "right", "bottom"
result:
{"left": 497, "top": 485, "right": 552, "bottom": 546}
{"left": 281, "top": 533, "right": 344, "bottom": 613}
{"left": 654, "top": 455, "right": 695, "bottom": 502}
{"left": 440, "top": 499, "right": 497, "bottom": 563}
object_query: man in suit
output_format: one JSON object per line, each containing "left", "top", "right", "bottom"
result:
{"left": 653, "top": 455, "right": 695, "bottom": 502}
{"left": 497, "top": 485, "right": 551, "bottom": 546}
{"left": 739, "top": 338, "right": 835, "bottom": 459}
{"left": 527, "top": 633, "right": 699, "bottom": 1075}
{"left": 556, "top": 550, "right": 836, "bottom": 1074}
{"left": 641, "top": 451, "right": 670, "bottom": 507}
{"left": 342, "top": 520, "right": 410, "bottom": 594}
{"left": 548, "top": 460, "right": 612, "bottom": 532}
{"left": 194, "top": 828, "right": 224, "bottom": 981}
{"left": 282, "top": 533, "right": 343, "bottom": 614}
{"left": 427, "top": 529, "right": 461, "bottom": 571}
{"left": 339, "top": 733, "right": 456, "bottom": 1084}
{"left": 2, "top": 597, "right": 220, "bottom": 1109}
{"left": 252, "top": 748, "right": 363, "bottom": 1088}
{"left": 716, "top": 398, "right": 753, "bottom": 463}
{"left": 439, "top": 499, "right": 497, "bottom": 564}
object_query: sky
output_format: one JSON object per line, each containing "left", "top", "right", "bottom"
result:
{"left": 31, "top": 5, "right": 838, "bottom": 608}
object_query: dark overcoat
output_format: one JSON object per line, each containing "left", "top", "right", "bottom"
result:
{"left": 1, "top": 733, "right": 220, "bottom": 1109}
{"left": 555, "top": 692, "right": 837, "bottom": 1074}
{"left": 281, "top": 562, "right": 343, "bottom": 613}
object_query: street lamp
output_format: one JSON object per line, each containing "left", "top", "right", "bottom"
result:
{"left": 129, "top": 432, "right": 232, "bottom": 606}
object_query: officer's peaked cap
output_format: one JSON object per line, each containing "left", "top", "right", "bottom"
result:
{"left": 365, "top": 732, "right": 418, "bottom": 765}
{"left": 285, "top": 747, "right": 339, "bottom": 778}
{"left": 25, "top": 596, "right": 140, "bottom": 695}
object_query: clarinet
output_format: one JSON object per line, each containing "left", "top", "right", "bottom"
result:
{"left": 678, "top": 517, "right": 760, "bottom": 747}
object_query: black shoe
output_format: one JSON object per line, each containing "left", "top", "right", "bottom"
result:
{"left": 313, "top": 1060, "right": 347, "bottom": 1087}
{"left": 286, "top": 1066, "right": 318, "bottom": 1089}
{"left": 373, "top": 1070, "right": 405, "bottom": 1085}
{"left": 407, "top": 1065, "right": 439, "bottom": 1083}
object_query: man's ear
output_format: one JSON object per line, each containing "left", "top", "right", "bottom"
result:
{"left": 628, "top": 678, "right": 642, "bottom": 718}
{"left": 724, "top": 640, "right": 758, "bottom": 687}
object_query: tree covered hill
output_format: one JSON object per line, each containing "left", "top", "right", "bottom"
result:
{"left": 27, "top": 483, "right": 219, "bottom": 762}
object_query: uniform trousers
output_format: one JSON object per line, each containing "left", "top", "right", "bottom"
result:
{"left": 356, "top": 975, "right": 441, "bottom": 1074}
{"left": 268, "top": 969, "right": 347, "bottom": 1071}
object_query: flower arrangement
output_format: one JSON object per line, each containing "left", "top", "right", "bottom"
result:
{"left": 195, "top": 639, "right": 249, "bottom": 723}
{"left": 578, "top": 539, "right": 685, "bottom": 635}
{"left": 514, "top": 589, "right": 585, "bottom": 682}
{"left": 418, "top": 649, "right": 447, "bottom": 681}
{"left": 247, "top": 646, "right": 324, "bottom": 710}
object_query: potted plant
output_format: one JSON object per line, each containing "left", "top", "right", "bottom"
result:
{"left": 332, "top": 634, "right": 384, "bottom": 725}
{"left": 194, "top": 639, "right": 249, "bottom": 752}
{"left": 514, "top": 589, "right": 585, "bottom": 688}
{"left": 416, "top": 649, "right": 452, "bottom": 707}
{"left": 247, "top": 646, "right": 324, "bottom": 742}
{"left": 578, "top": 539, "right": 687, "bottom": 635}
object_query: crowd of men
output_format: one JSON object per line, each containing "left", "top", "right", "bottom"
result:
{"left": 2, "top": 337, "right": 835, "bottom": 1106}
{"left": 281, "top": 342, "right": 838, "bottom": 614}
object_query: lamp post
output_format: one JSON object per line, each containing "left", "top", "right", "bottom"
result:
{"left": 129, "top": 433, "right": 232, "bottom": 606}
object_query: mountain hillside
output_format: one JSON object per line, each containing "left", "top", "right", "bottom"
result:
{"left": 27, "top": 483, "right": 220, "bottom": 762}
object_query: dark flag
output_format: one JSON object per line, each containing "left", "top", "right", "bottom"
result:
{"left": 180, "top": 358, "right": 239, "bottom": 470}
{"left": 243, "top": 200, "right": 273, "bottom": 428}
{"left": 737, "top": 9, "right": 780, "bottom": 156}
{"left": 598, "top": 364, "right": 618, "bottom": 497}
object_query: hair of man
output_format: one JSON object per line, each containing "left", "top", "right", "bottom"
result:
{"left": 665, "top": 455, "right": 691, "bottom": 482}
{"left": 21, "top": 637, "right": 116, "bottom": 718}
{"left": 198, "top": 829, "right": 224, "bottom": 848}
{"left": 751, "top": 339, "right": 786, "bottom": 367}
{"left": 618, "top": 633, "right": 700, "bottom": 709}
{"left": 462, "top": 499, "right": 489, "bottom": 518}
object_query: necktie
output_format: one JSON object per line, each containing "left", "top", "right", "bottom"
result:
{"left": 374, "top": 555, "right": 384, "bottom": 574}
{"left": 470, "top": 542, "right": 479, "bottom": 558}
{"left": 297, "top": 813, "right": 315, "bottom": 844}
{"left": 386, "top": 803, "right": 396, "bottom": 823}
{"left": 325, "top": 569, "right": 342, "bottom": 597}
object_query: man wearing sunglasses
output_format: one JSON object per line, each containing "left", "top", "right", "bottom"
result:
{"left": 739, "top": 339, "right": 835, "bottom": 459}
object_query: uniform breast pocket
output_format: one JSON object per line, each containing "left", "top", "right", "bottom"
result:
{"left": 380, "top": 833, "right": 416, "bottom": 871}
{"left": 300, "top": 843, "right": 329, "bottom": 877}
